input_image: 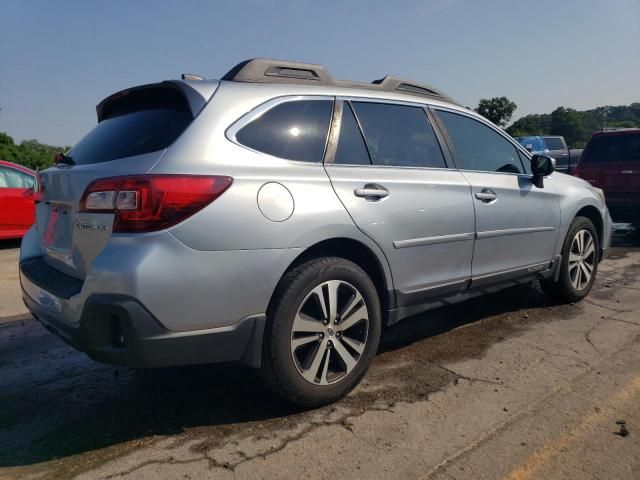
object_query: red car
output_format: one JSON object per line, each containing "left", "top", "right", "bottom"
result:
{"left": 574, "top": 128, "right": 640, "bottom": 226}
{"left": 0, "top": 160, "right": 37, "bottom": 240}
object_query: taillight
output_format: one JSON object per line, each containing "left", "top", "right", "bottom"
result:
{"left": 80, "top": 175, "right": 233, "bottom": 233}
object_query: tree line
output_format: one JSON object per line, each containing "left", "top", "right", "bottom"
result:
{"left": 475, "top": 98, "right": 640, "bottom": 149}
{"left": 0, "top": 132, "right": 69, "bottom": 171}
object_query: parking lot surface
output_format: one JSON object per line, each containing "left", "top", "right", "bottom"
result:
{"left": 1, "top": 227, "right": 639, "bottom": 480}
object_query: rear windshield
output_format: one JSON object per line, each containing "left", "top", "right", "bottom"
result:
{"left": 583, "top": 134, "right": 640, "bottom": 163}
{"left": 68, "top": 87, "right": 192, "bottom": 165}
{"left": 543, "top": 137, "right": 564, "bottom": 150}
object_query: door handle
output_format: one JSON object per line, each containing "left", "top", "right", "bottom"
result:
{"left": 354, "top": 184, "right": 389, "bottom": 200}
{"left": 474, "top": 189, "right": 497, "bottom": 202}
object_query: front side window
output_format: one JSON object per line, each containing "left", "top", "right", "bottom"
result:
{"left": 0, "top": 167, "right": 34, "bottom": 189}
{"left": 236, "top": 100, "right": 333, "bottom": 162}
{"left": 437, "top": 110, "right": 524, "bottom": 174}
{"left": 350, "top": 102, "right": 446, "bottom": 168}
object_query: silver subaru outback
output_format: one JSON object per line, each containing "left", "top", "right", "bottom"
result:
{"left": 20, "top": 59, "right": 612, "bottom": 406}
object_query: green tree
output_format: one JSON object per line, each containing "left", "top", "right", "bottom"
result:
{"left": 0, "top": 131, "right": 68, "bottom": 170}
{"left": 506, "top": 113, "right": 552, "bottom": 137}
{"left": 475, "top": 96, "right": 517, "bottom": 128}
{"left": 550, "top": 107, "right": 586, "bottom": 148}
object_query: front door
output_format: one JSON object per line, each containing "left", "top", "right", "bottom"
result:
{"left": 434, "top": 109, "right": 561, "bottom": 284}
{"left": 324, "top": 100, "right": 476, "bottom": 306}
{"left": 0, "top": 166, "right": 35, "bottom": 237}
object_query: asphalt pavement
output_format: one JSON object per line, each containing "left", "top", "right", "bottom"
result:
{"left": 1, "top": 227, "right": 639, "bottom": 480}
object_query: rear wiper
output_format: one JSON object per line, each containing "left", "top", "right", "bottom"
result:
{"left": 54, "top": 152, "right": 75, "bottom": 166}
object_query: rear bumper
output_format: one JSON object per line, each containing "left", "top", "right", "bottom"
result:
{"left": 23, "top": 289, "right": 265, "bottom": 368}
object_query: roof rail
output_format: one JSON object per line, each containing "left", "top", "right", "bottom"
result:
{"left": 221, "top": 58, "right": 458, "bottom": 104}
{"left": 371, "top": 75, "right": 454, "bottom": 102}
{"left": 222, "top": 59, "right": 334, "bottom": 84}
{"left": 181, "top": 73, "right": 204, "bottom": 81}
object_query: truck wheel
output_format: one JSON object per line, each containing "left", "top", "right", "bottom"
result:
{"left": 261, "top": 257, "right": 381, "bottom": 407}
{"left": 541, "top": 216, "right": 599, "bottom": 303}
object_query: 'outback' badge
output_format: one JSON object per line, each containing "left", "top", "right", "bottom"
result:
{"left": 76, "top": 222, "right": 108, "bottom": 231}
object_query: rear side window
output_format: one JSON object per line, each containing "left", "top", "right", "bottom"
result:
{"left": 437, "top": 110, "right": 524, "bottom": 174}
{"left": 543, "top": 137, "right": 565, "bottom": 150}
{"left": 334, "top": 103, "right": 371, "bottom": 165}
{"left": 583, "top": 134, "right": 640, "bottom": 163}
{"left": 351, "top": 102, "right": 446, "bottom": 168}
{"left": 69, "top": 87, "right": 193, "bottom": 165}
{"left": 236, "top": 100, "right": 333, "bottom": 162}
{"left": 0, "top": 166, "right": 34, "bottom": 188}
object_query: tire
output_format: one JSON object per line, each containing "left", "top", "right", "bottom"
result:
{"left": 541, "top": 216, "right": 600, "bottom": 303}
{"left": 261, "top": 257, "right": 381, "bottom": 407}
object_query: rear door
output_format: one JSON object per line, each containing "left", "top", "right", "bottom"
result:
{"left": 35, "top": 85, "right": 199, "bottom": 279}
{"left": 324, "top": 99, "right": 475, "bottom": 306}
{"left": 434, "top": 109, "right": 560, "bottom": 284}
{"left": 578, "top": 132, "right": 640, "bottom": 222}
{"left": 0, "top": 166, "right": 35, "bottom": 237}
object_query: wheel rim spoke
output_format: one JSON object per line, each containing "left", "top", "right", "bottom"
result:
{"left": 327, "top": 280, "right": 340, "bottom": 324}
{"left": 310, "top": 285, "right": 328, "bottom": 321}
{"left": 301, "top": 339, "right": 328, "bottom": 383}
{"left": 583, "top": 240, "right": 595, "bottom": 259}
{"left": 337, "top": 304, "right": 367, "bottom": 332}
{"left": 332, "top": 338, "right": 358, "bottom": 373}
{"left": 319, "top": 348, "right": 331, "bottom": 385}
{"left": 291, "top": 335, "right": 319, "bottom": 350}
{"left": 293, "top": 312, "right": 325, "bottom": 333}
{"left": 580, "top": 262, "right": 591, "bottom": 281}
{"left": 340, "top": 291, "right": 363, "bottom": 320}
{"left": 340, "top": 335, "right": 366, "bottom": 355}
{"left": 291, "top": 279, "right": 369, "bottom": 385}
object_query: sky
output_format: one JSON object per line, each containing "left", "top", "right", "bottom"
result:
{"left": 1, "top": 0, "right": 639, "bottom": 146}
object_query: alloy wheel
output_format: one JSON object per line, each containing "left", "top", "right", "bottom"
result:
{"left": 568, "top": 229, "right": 596, "bottom": 291}
{"left": 290, "top": 280, "right": 369, "bottom": 385}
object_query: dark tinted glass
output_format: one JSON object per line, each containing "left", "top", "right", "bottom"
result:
{"left": 583, "top": 134, "right": 640, "bottom": 163}
{"left": 351, "top": 102, "right": 446, "bottom": 168}
{"left": 237, "top": 100, "right": 333, "bottom": 162}
{"left": 70, "top": 88, "right": 193, "bottom": 165}
{"left": 518, "top": 150, "right": 532, "bottom": 174}
{"left": 543, "top": 137, "right": 564, "bottom": 150}
{"left": 334, "top": 103, "right": 371, "bottom": 165}
{"left": 69, "top": 109, "right": 193, "bottom": 165}
{"left": 437, "top": 111, "right": 524, "bottom": 174}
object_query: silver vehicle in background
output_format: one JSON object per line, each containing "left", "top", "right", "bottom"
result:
{"left": 20, "top": 59, "right": 612, "bottom": 406}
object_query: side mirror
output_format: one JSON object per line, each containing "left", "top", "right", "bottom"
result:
{"left": 531, "top": 154, "right": 555, "bottom": 188}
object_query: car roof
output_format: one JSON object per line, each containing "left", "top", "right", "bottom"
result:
{"left": 0, "top": 160, "right": 36, "bottom": 175}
